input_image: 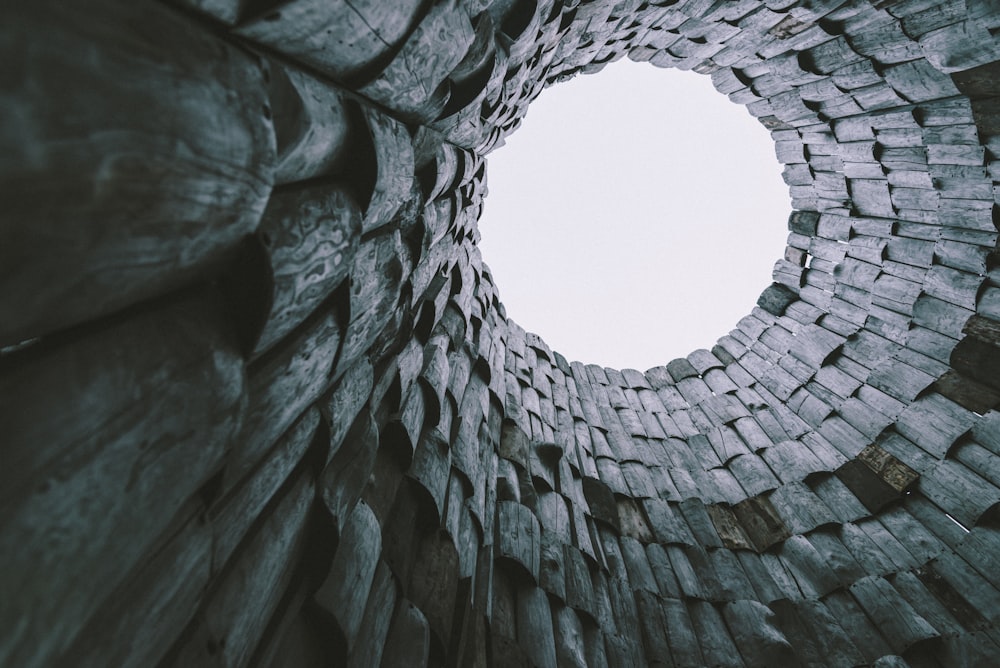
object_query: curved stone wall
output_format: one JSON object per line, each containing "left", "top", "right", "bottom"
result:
{"left": 3, "top": 1, "right": 1000, "bottom": 666}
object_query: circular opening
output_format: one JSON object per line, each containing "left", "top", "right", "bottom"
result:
{"left": 478, "top": 59, "right": 790, "bottom": 370}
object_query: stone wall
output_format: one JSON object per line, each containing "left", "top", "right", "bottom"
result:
{"left": 3, "top": 1, "right": 1000, "bottom": 666}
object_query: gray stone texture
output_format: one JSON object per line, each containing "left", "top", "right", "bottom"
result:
{"left": 2, "top": 0, "right": 1000, "bottom": 666}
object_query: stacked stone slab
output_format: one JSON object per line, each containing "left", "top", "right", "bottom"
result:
{"left": 2, "top": 0, "right": 1000, "bottom": 666}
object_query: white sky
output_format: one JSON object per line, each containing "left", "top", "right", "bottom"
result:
{"left": 476, "top": 59, "right": 791, "bottom": 372}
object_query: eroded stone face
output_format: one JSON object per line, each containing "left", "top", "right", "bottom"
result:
{"left": 3, "top": 1, "right": 1000, "bottom": 667}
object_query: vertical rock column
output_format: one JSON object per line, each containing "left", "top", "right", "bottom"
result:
{"left": 3, "top": 1, "right": 1000, "bottom": 667}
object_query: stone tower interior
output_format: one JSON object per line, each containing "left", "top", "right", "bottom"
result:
{"left": 4, "top": 1, "right": 1000, "bottom": 666}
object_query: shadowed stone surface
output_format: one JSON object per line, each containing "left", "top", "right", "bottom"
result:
{"left": 2, "top": 1, "right": 1000, "bottom": 666}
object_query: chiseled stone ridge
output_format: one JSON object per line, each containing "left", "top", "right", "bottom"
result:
{"left": 2, "top": 0, "right": 1000, "bottom": 666}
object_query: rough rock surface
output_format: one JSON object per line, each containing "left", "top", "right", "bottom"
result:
{"left": 3, "top": 1, "right": 1000, "bottom": 666}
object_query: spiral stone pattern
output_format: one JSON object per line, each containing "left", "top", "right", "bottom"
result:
{"left": 2, "top": 1, "right": 1000, "bottom": 667}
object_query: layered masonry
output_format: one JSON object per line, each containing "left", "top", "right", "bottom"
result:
{"left": 2, "top": 1, "right": 1000, "bottom": 667}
